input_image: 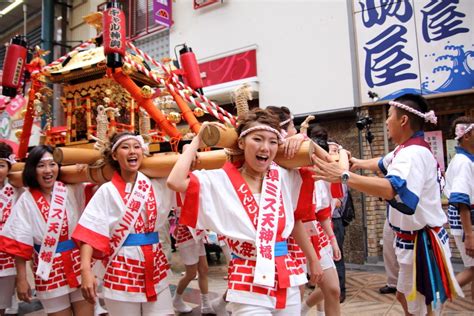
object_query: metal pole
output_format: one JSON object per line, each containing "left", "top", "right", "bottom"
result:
{"left": 23, "top": 3, "right": 27, "bottom": 36}
{"left": 41, "top": 0, "right": 54, "bottom": 64}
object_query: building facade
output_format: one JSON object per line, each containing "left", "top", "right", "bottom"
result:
{"left": 1, "top": 0, "right": 473, "bottom": 264}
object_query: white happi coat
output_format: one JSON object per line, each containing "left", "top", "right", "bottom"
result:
{"left": 291, "top": 180, "right": 334, "bottom": 270}
{"left": 73, "top": 172, "right": 176, "bottom": 303}
{"left": 444, "top": 146, "right": 474, "bottom": 236}
{"left": 305, "top": 181, "right": 334, "bottom": 253}
{"left": 172, "top": 198, "right": 205, "bottom": 248}
{"left": 382, "top": 135, "right": 448, "bottom": 264}
{"left": 0, "top": 182, "right": 23, "bottom": 277}
{"left": 180, "top": 162, "right": 314, "bottom": 309}
{"left": 0, "top": 183, "right": 84, "bottom": 299}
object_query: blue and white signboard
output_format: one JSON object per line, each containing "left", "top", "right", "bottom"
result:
{"left": 354, "top": 0, "right": 474, "bottom": 104}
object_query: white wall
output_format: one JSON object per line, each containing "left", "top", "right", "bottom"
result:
{"left": 70, "top": 0, "right": 103, "bottom": 44}
{"left": 170, "top": 0, "right": 356, "bottom": 115}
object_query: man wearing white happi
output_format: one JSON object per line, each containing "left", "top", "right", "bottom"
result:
{"left": 313, "top": 94, "right": 463, "bottom": 315}
{"left": 444, "top": 116, "right": 474, "bottom": 301}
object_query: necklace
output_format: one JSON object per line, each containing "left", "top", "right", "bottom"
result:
{"left": 240, "top": 167, "right": 265, "bottom": 181}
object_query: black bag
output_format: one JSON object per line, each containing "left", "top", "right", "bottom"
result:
{"left": 342, "top": 191, "right": 355, "bottom": 226}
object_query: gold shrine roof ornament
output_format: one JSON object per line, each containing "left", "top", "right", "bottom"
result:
{"left": 45, "top": 47, "right": 163, "bottom": 86}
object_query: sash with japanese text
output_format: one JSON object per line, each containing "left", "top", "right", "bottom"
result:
{"left": 223, "top": 162, "right": 281, "bottom": 287}
{"left": 106, "top": 172, "right": 151, "bottom": 268}
{"left": 36, "top": 182, "right": 68, "bottom": 281}
{"left": 254, "top": 163, "right": 281, "bottom": 287}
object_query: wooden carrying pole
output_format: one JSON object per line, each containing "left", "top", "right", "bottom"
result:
{"left": 8, "top": 163, "right": 116, "bottom": 187}
{"left": 10, "top": 141, "right": 315, "bottom": 185}
{"left": 201, "top": 124, "right": 239, "bottom": 149}
{"left": 200, "top": 124, "right": 330, "bottom": 162}
{"left": 53, "top": 147, "right": 102, "bottom": 165}
{"left": 11, "top": 162, "right": 25, "bottom": 172}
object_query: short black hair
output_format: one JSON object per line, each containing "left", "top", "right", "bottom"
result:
{"left": 22, "top": 145, "right": 60, "bottom": 189}
{"left": 310, "top": 125, "right": 329, "bottom": 152}
{"left": 451, "top": 116, "right": 474, "bottom": 139}
{"left": 0, "top": 142, "right": 13, "bottom": 170}
{"left": 393, "top": 94, "right": 429, "bottom": 131}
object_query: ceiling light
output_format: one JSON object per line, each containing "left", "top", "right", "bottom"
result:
{"left": 0, "top": 0, "right": 23, "bottom": 18}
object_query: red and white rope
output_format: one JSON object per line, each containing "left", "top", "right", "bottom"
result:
{"left": 123, "top": 55, "right": 236, "bottom": 126}
{"left": 126, "top": 42, "right": 236, "bottom": 126}
{"left": 33, "top": 40, "right": 95, "bottom": 76}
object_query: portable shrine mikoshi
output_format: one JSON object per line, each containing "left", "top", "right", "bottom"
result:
{"left": 2, "top": 0, "right": 336, "bottom": 187}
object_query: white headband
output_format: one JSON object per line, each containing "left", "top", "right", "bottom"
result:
{"left": 280, "top": 115, "right": 294, "bottom": 127}
{"left": 111, "top": 135, "right": 148, "bottom": 153}
{"left": 239, "top": 125, "right": 285, "bottom": 143}
{"left": 389, "top": 101, "right": 437, "bottom": 125}
{"left": 455, "top": 123, "right": 473, "bottom": 140}
{"left": 0, "top": 154, "right": 16, "bottom": 165}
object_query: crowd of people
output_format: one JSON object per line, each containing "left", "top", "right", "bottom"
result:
{"left": 0, "top": 93, "right": 472, "bottom": 316}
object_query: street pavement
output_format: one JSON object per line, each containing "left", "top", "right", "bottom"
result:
{"left": 11, "top": 251, "right": 474, "bottom": 315}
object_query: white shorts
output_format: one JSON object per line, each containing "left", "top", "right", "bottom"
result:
{"left": 40, "top": 289, "right": 84, "bottom": 314}
{"left": 104, "top": 287, "right": 174, "bottom": 316}
{"left": 230, "top": 301, "right": 301, "bottom": 316}
{"left": 178, "top": 239, "right": 206, "bottom": 266}
{"left": 397, "top": 263, "right": 427, "bottom": 316}
{"left": 0, "top": 275, "right": 15, "bottom": 309}
{"left": 454, "top": 234, "right": 474, "bottom": 267}
{"left": 306, "top": 246, "right": 335, "bottom": 273}
{"left": 319, "top": 246, "right": 336, "bottom": 270}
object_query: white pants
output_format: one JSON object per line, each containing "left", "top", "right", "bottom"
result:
{"left": 104, "top": 287, "right": 174, "bottom": 316}
{"left": 397, "top": 263, "right": 428, "bottom": 316}
{"left": 41, "top": 289, "right": 84, "bottom": 314}
{"left": 383, "top": 219, "right": 399, "bottom": 287}
{"left": 230, "top": 302, "right": 301, "bottom": 316}
{"left": 0, "top": 275, "right": 15, "bottom": 309}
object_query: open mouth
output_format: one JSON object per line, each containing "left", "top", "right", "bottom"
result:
{"left": 42, "top": 174, "right": 54, "bottom": 182}
{"left": 256, "top": 154, "right": 269, "bottom": 162}
{"left": 127, "top": 157, "right": 138, "bottom": 166}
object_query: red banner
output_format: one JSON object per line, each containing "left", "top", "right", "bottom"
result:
{"left": 199, "top": 49, "right": 257, "bottom": 87}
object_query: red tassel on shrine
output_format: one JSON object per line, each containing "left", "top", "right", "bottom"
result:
{"left": 102, "top": 0, "right": 126, "bottom": 68}
{"left": 2, "top": 35, "right": 28, "bottom": 97}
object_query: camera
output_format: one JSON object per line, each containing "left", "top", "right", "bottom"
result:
{"left": 356, "top": 116, "right": 373, "bottom": 130}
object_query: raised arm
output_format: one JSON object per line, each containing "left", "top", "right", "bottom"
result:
{"left": 167, "top": 124, "right": 208, "bottom": 192}
{"left": 338, "top": 149, "right": 349, "bottom": 171}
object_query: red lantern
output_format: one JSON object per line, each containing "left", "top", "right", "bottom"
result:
{"left": 103, "top": 0, "right": 126, "bottom": 68}
{"left": 2, "top": 35, "right": 28, "bottom": 97}
{"left": 179, "top": 45, "right": 204, "bottom": 95}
